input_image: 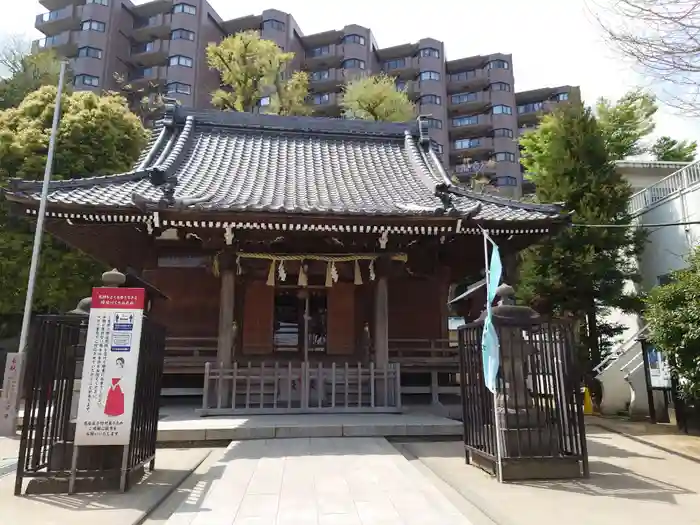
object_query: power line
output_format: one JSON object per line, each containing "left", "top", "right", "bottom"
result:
{"left": 573, "top": 220, "right": 700, "bottom": 229}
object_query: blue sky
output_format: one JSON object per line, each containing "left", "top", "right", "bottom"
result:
{"left": 4, "top": 0, "right": 699, "bottom": 150}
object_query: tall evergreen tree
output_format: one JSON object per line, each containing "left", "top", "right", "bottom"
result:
{"left": 517, "top": 103, "right": 645, "bottom": 369}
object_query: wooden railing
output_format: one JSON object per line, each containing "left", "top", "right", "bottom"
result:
{"left": 388, "top": 338, "right": 459, "bottom": 369}
{"left": 164, "top": 336, "right": 217, "bottom": 374}
{"left": 199, "top": 361, "right": 402, "bottom": 415}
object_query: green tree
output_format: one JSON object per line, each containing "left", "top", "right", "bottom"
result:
{"left": 650, "top": 135, "right": 697, "bottom": 162}
{"left": 645, "top": 247, "right": 700, "bottom": 398}
{"left": 112, "top": 72, "right": 167, "bottom": 127}
{"left": 206, "top": 30, "right": 310, "bottom": 115}
{"left": 517, "top": 103, "right": 645, "bottom": 369}
{"left": 0, "top": 36, "right": 69, "bottom": 110}
{"left": 341, "top": 74, "right": 416, "bottom": 122}
{"left": 596, "top": 90, "right": 657, "bottom": 160}
{"left": 0, "top": 86, "right": 147, "bottom": 319}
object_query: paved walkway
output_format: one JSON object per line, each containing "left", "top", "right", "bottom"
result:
{"left": 398, "top": 424, "right": 700, "bottom": 525}
{"left": 587, "top": 416, "right": 700, "bottom": 461}
{"left": 164, "top": 437, "right": 473, "bottom": 525}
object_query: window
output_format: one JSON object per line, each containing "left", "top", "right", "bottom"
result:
{"left": 450, "top": 70, "right": 476, "bottom": 82}
{"left": 171, "top": 28, "right": 195, "bottom": 41}
{"left": 452, "top": 116, "right": 478, "bottom": 127}
{"left": 166, "top": 82, "right": 191, "bottom": 95}
{"left": 342, "top": 59, "right": 365, "bottom": 69}
{"left": 311, "top": 70, "right": 330, "bottom": 81}
{"left": 169, "top": 55, "right": 193, "bottom": 67}
{"left": 419, "top": 71, "right": 441, "bottom": 81}
{"left": 343, "top": 34, "right": 365, "bottom": 45}
{"left": 451, "top": 92, "right": 478, "bottom": 104}
{"left": 420, "top": 48, "right": 440, "bottom": 59}
{"left": 493, "top": 152, "right": 516, "bottom": 162}
{"left": 553, "top": 92, "right": 569, "bottom": 101}
{"left": 308, "top": 46, "right": 330, "bottom": 58}
{"left": 395, "top": 81, "right": 407, "bottom": 91}
{"left": 487, "top": 60, "right": 509, "bottom": 69}
{"left": 490, "top": 82, "right": 511, "bottom": 92}
{"left": 77, "top": 46, "right": 102, "bottom": 59}
{"left": 86, "top": 0, "right": 108, "bottom": 5}
{"left": 517, "top": 102, "right": 544, "bottom": 114}
{"left": 262, "top": 19, "right": 285, "bottom": 31}
{"left": 454, "top": 138, "right": 481, "bottom": 149}
{"left": 81, "top": 20, "right": 105, "bottom": 32}
{"left": 257, "top": 96, "right": 271, "bottom": 107}
{"left": 313, "top": 93, "right": 330, "bottom": 105}
{"left": 419, "top": 94, "right": 441, "bottom": 105}
{"left": 492, "top": 105, "right": 512, "bottom": 115}
{"left": 422, "top": 118, "right": 442, "bottom": 129}
{"left": 493, "top": 128, "right": 514, "bottom": 139}
{"left": 74, "top": 74, "right": 99, "bottom": 87}
{"left": 173, "top": 3, "right": 196, "bottom": 15}
{"left": 430, "top": 140, "right": 443, "bottom": 154}
{"left": 495, "top": 176, "right": 518, "bottom": 186}
{"left": 384, "top": 58, "right": 406, "bottom": 70}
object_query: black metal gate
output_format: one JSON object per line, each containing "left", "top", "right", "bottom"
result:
{"left": 458, "top": 318, "right": 589, "bottom": 481}
{"left": 15, "top": 313, "right": 165, "bottom": 495}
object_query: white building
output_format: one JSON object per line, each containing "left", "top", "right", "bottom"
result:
{"left": 597, "top": 159, "right": 700, "bottom": 416}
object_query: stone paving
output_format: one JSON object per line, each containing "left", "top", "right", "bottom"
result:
{"left": 397, "top": 425, "right": 700, "bottom": 525}
{"left": 164, "top": 437, "right": 473, "bottom": 525}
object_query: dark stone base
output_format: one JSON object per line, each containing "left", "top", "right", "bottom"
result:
{"left": 24, "top": 466, "right": 146, "bottom": 495}
{"left": 48, "top": 441, "right": 124, "bottom": 472}
{"left": 468, "top": 449, "right": 584, "bottom": 481}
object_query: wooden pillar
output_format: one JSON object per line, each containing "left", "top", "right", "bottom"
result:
{"left": 374, "top": 277, "right": 389, "bottom": 366}
{"left": 217, "top": 269, "right": 236, "bottom": 368}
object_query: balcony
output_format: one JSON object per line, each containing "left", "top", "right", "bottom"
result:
{"left": 304, "top": 44, "right": 343, "bottom": 68}
{"left": 132, "top": 13, "right": 172, "bottom": 42}
{"left": 32, "top": 31, "right": 77, "bottom": 56}
{"left": 382, "top": 56, "right": 420, "bottom": 79}
{"left": 310, "top": 92, "right": 342, "bottom": 117}
{"left": 40, "top": 0, "right": 75, "bottom": 10}
{"left": 447, "top": 68, "right": 489, "bottom": 91}
{"left": 35, "top": 5, "right": 80, "bottom": 36}
{"left": 129, "top": 40, "right": 170, "bottom": 66}
{"left": 516, "top": 100, "right": 558, "bottom": 125}
{"left": 451, "top": 137, "right": 495, "bottom": 160}
{"left": 395, "top": 80, "right": 420, "bottom": 100}
{"left": 308, "top": 68, "right": 345, "bottom": 89}
{"left": 453, "top": 160, "right": 497, "bottom": 180}
{"left": 449, "top": 114, "right": 493, "bottom": 138}
{"left": 448, "top": 90, "right": 491, "bottom": 113}
{"left": 129, "top": 65, "right": 168, "bottom": 86}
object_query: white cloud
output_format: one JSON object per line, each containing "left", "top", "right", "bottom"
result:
{"left": 4, "top": 0, "right": 699, "bottom": 143}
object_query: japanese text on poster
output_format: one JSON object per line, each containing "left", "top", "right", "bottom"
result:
{"left": 74, "top": 288, "right": 146, "bottom": 446}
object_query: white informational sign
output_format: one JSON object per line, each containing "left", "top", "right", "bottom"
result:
{"left": 647, "top": 346, "right": 673, "bottom": 390}
{"left": 0, "top": 352, "right": 25, "bottom": 436}
{"left": 74, "top": 287, "right": 146, "bottom": 446}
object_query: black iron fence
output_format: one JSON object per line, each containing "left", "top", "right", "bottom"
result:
{"left": 15, "top": 313, "right": 165, "bottom": 495}
{"left": 458, "top": 318, "right": 589, "bottom": 481}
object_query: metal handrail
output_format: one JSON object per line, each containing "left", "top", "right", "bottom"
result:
{"left": 629, "top": 158, "right": 700, "bottom": 215}
{"left": 593, "top": 325, "right": 648, "bottom": 375}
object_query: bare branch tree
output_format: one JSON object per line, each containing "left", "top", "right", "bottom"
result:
{"left": 590, "top": 0, "right": 700, "bottom": 114}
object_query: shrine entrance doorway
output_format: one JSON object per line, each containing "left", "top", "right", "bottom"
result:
{"left": 273, "top": 287, "right": 328, "bottom": 361}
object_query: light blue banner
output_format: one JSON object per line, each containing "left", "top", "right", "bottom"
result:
{"left": 482, "top": 233, "right": 502, "bottom": 393}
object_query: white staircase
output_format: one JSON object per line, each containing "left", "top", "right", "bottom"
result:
{"left": 595, "top": 325, "right": 649, "bottom": 416}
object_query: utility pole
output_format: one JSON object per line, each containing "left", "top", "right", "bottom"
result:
{"left": 0, "top": 60, "right": 68, "bottom": 436}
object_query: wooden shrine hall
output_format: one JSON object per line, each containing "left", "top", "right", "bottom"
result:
{"left": 4, "top": 104, "right": 570, "bottom": 413}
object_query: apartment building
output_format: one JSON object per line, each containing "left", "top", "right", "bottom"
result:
{"left": 34, "top": 0, "right": 581, "bottom": 195}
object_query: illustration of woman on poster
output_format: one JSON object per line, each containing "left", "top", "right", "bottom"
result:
{"left": 104, "top": 357, "right": 125, "bottom": 417}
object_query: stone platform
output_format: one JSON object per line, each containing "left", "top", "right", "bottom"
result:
{"left": 156, "top": 406, "right": 462, "bottom": 443}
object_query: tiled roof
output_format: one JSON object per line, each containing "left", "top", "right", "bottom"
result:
{"left": 6, "top": 107, "right": 567, "bottom": 223}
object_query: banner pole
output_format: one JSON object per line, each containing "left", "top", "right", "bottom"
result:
{"left": 482, "top": 228, "right": 504, "bottom": 482}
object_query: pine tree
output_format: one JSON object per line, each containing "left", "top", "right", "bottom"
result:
{"left": 517, "top": 103, "right": 645, "bottom": 369}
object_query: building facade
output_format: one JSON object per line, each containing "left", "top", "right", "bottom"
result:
{"left": 34, "top": 0, "right": 581, "bottom": 195}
